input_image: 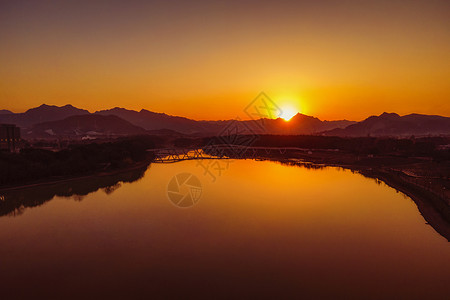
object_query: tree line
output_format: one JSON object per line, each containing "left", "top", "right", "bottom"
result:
{"left": 0, "top": 136, "right": 157, "bottom": 186}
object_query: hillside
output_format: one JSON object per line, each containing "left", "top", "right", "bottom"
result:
{"left": 2, "top": 104, "right": 449, "bottom": 138}
{"left": 324, "top": 113, "right": 450, "bottom": 137}
{"left": 25, "top": 114, "right": 147, "bottom": 138}
{"left": 0, "top": 104, "right": 89, "bottom": 128}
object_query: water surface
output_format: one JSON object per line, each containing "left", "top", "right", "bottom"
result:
{"left": 0, "top": 159, "right": 449, "bottom": 299}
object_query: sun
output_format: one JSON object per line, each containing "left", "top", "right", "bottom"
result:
{"left": 280, "top": 105, "right": 298, "bottom": 121}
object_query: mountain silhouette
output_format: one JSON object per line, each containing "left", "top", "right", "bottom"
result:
{"left": 324, "top": 112, "right": 450, "bottom": 137}
{"left": 0, "top": 104, "right": 89, "bottom": 128}
{"left": 95, "top": 109, "right": 355, "bottom": 135}
{"left": 26, "top": 114, "right": 147, "bottom": 138}
{"left": 2, "top": 104, "right": 449, "bottom": 138}
{"left": 254, "top": 113, "right": 355, "bottom": 135}
{"left": 95, "top": 107, "right": 207, "bottom": 134}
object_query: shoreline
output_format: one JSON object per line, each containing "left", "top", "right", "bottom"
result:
{"left": 0, "top": 158, "right": 152, "bottom": 192}
{"left": 1, "top": 151, "right": 448, "bottom": 241}
{"left": 272, "top": 155, "right": 450, "bottom": 241}
{"left": 356, "top": 168, "right": 450, "bottom": 241}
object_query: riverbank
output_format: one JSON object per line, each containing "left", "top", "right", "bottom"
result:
{"left": 1, "top": 140, "right": 448, "bottom": 240}
{"left": 201, "top": 141, "right": 449, "bottom": 240}
{"left": 0, "top": 161, "right": 150, "bottom": 217}
{"left": 358, "top": 167, "right": 450, "bottom": 241}
{"left": 0, "top": 157, "right": 153, "bottom": 192}
{"left": 0, "top": 136, "right": 157, "bottom": 187}
{"left": 266, "top": 150, "right": 450, "bottom": 241}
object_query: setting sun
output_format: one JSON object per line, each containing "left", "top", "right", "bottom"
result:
{"left": 280, "top": 106, "right": 298, "bottom": 121}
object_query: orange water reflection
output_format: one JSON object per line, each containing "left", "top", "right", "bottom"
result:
{"left": 0, "top": 160, "right": 448, "bottom": 298}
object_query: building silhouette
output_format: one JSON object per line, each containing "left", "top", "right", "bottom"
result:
{"left": 0, "top": 124, "right": 21, "bottom": 152}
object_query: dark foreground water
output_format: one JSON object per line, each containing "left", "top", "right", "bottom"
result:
{"left": 0, "top": 159, "right": 449, "bottom": 299}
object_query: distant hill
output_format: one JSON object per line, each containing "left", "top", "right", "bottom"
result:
{"left": 2, "top": 104, "right": 449, "bottom": 138}
{"left": 96, "top": 108, "right": 355, "bottom": 135}
{"left": 249, "top": 113, "right": 355, "bottom": 135}
{"left": 0, "top": 104, "right": 89, "bottom": 128}
{"left": 95, "top": 107, "right": 208, "bottom": 134}
{"left": 25, "top": 114, "right": 147, "bottom": 138}
{"left": 0, "top": 109, "right": 13, "bottom": 115}
{"left": 324, "top": 112, "right": 450, "bottom": 137}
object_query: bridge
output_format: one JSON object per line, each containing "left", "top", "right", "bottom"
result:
{"left": 148, "top": 145, "right": 323, "bottom": 163}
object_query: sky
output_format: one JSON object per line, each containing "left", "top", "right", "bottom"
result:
{"left": 0, "top": 0, "right": 449, "bottom": 121}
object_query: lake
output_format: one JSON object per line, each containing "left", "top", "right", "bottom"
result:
{"left": 0, "top": 159, "right": 449, "bottom": 299}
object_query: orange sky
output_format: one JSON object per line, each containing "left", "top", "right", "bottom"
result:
{"left": 0, "top": 0, "right": 449, "bottom": 121}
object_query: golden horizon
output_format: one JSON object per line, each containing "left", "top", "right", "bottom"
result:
{"left": 1, "top": 1, "right": 449, "bottom": 120}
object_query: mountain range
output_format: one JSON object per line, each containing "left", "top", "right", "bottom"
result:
{"left": 324, "top": 112, "right": 450, "bottom": 137}
{"left": 0, "top": 104, "right": 449, "bottom": 138}
{"left": 0, "top": 104, "right": 89, "bottom": 128}
{"left": 29, "top": 114, "right": 147, "bottom": 138}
